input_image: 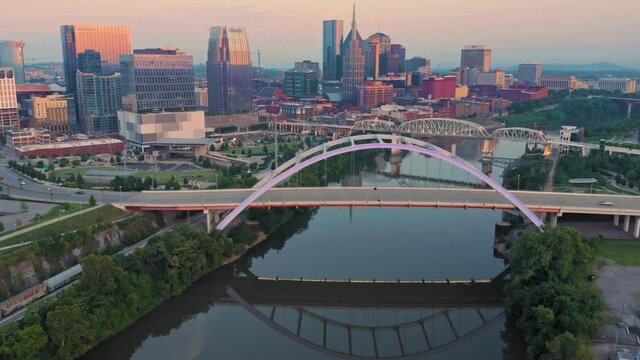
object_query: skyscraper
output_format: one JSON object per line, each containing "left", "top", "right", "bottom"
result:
{"left": 518, "top": 62, "right": 542, "bottom": 84}
{"left": 207, "top": 26, "right": 252, "bottom": 114}
{"left": 284, "top": 69, "right": 317, "bottom": 98}
{"left": 386, "top": 44, "right": 406, "bottom": 74}
{"left": 0, "top": 67, "right": 18, "bottom": 135}
{"left": 322, "top": 20, "right": 344, "bottom": 81}
{"left": 120, "top": 48, "right": 196, "bottom": 113}
{"left": 460, "top": 45, "right": 491, "bottom": 72}
{"left": 368, "top": 33, "right": 391, "bottom": 75}
{"left": 77, "top": 50, "right": 102, "bottom": 74}
{"left": 0, "top": 41, "right": 26, "bottom": 84}
{"left": 341, "top": 5, "right": 365, "bottom": 106}
{"left": 60, "top": 25, "right": 131, "bottom": 131}
{"left": 60, "top": 25, "right": 132, "bottom": 90}
{"left": 363, "top": 38, "right": 380, "bottom": 79}
{"left": 77, "top": 72, "right": 121, "bottom": 134}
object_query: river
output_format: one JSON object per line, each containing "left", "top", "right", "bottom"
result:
{"left": 83, "top": 138, "right": 528, "bottom": 360}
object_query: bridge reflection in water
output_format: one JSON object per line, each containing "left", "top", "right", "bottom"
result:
{"left": 223, "top": 273, "right": 505, "bottom": 359}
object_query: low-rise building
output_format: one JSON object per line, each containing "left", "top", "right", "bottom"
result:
{"left": 539, "top": 75, "right": 578, "bottom": 91}
{"left": 499, "top": 85, "right": 549, "bottom": 101}
{"left": 357, "top": 81, "right": 394, "bottom": 110}
{"left": 12, "top": 138, "right": 124, "bottom": 158}
{"left": 476, "top": 70, "right": 506, "bottom": 88}
{"left": 5, "top": 128, "right": 51, "bottom": 148}
{"left": 118, "top": 110, "right": 205, "bottom": 152}
{"left": 596, "top": 78, "right": 637, "bottom": 94}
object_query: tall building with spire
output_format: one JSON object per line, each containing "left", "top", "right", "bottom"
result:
{"left": 341, "top": 4, "right": 365, "bottom": 105}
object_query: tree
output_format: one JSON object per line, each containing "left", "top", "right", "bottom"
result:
{"left": 46, "top": 301, "right": 93, "bottom": 359}
{"left": 543, "top": 332, "right": 594, "bottom": 360}
{"left": 20, "top": 201, "right": 28, "bottom": 213}
{"left": 89, "top": 195, "right": 96, "bottom": 207}
{"left": 230, "top": 221, "right": 257, "bottom": 245}
{"left": 11, "top": 324, "right": 49, "bottom": 360}
{"left": 0, "top": 221, "right": 4, "bottom": 232}
{"left": 80, "top": 254, "right": 124, "bottom": 295}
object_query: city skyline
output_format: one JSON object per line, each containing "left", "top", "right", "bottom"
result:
{"left": 4, "top": 0, "right": 640, "bottom": 69}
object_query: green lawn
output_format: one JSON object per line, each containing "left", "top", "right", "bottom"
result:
{"left": 135, "top": 169, "right": 221, "bottom": 184}
{"left": 53, "top": 166, "right": 119, "bottom": 178}
{"left": 223, "top": 142, "right": 300, "bottom": 156}
{"left": 0, "top": 205, "right": 126, "bottom": 248}
{"left": 597, "top": 240, "right": 640, "bottom": 266}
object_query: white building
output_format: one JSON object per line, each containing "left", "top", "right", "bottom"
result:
{"left": 597, "top": 78, "right": 637, "bottom": 94}
{"left": 0, "top": 67, "right": 18, "bottom": 134}
{"left": 118, "top": 110, "right": 205, "bottom": 151}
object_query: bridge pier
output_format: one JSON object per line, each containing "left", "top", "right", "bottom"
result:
{"left": 204, "top": 209, "right": 222, "bottom": 233}
{"left": 628, "top": 103, "right": 633, "bottom": 119}
{"left": 623, "top": 215, "right": 631, "bottom": 233}
{"left": 634, "top": 217, "right": 640, "bottom": 239}
{"left": 548, "top": 213, "right": 558, "bottom": 228}
{"left": 614, "top": 215, "right": 620, "bottom": 226}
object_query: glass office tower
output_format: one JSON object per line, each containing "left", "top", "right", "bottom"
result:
{"left": 207, "top": 26, "right": 252, "bottom": 114}
{"left": 0, "top": 41, "right": 26, "bottom": 84}
{"left": 322, "top": 20, "right": 343, "bottom": 81}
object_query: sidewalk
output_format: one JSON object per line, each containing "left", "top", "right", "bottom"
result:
{"left": 0, "top": 204, "right": 105, "bottom": 243}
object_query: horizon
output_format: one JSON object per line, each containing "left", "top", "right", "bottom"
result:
{"left": 3, "top": 0, "right": 639, "bottom": 69}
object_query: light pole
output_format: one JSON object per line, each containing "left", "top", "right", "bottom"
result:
{"left": 517, "top": 174, "right": 521, "bottom": 191}
{"left": 48, "top": 187, "right": 53, "bottom": 202}
{"left": 119, "top": 186, "right": 122, "bottom": 204}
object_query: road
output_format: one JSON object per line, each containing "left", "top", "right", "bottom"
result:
{"left": 121, "top": 187, "right": 640, "bottom": 217}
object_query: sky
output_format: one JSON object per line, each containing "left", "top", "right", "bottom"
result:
{"left": 3, "top": 0, "right": 640, "bottom": 69}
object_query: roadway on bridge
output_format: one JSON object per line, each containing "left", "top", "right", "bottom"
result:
{"left": 122, "top": 187, "right": 640, "bottom": 217}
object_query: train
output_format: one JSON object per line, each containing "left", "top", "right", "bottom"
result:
{"left": 0, "top": 264, "right": 83, "bottom": 318}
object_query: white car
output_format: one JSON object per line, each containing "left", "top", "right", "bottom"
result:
{"left": 599, "top": 201, "right": 614, "bottom": 206}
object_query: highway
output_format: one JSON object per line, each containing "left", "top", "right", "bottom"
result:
{"left": 121, "top": 187, "right": 640, "bottom": 217}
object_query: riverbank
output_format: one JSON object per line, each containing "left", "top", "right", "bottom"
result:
{"left": 0, "top": 206, "right": 307, "bottom": 359}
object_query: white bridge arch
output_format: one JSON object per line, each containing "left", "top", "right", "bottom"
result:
{"left": 218, "top": 134, "right": 544, "bottom": 230}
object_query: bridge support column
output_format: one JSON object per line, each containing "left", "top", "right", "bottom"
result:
{"left": 204, "top": 209, "right": 212, "bottom": 233}
{"left": 634, "top": 217, "right": 640, "bottom": 239}
{"left": 623, "top": 215, "right": 631, "bottom": 233}
{"left": 628, "top": 103, "right": 633, "bottom": 119}
{"left": 613, "top": 215, "right": 620, "bottom": 226}
{"left": 548, "top": 213, "right": 558, "bottom": 228}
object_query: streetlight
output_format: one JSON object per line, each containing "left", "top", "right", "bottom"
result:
{"left": 119, "top": 186, "right": 122, "bottom": 204}
{"left": 517, "top": 174, "right": 521, "bottom": 191}
{"left": 48, "top": 187, "right": 53, "bottom": 202}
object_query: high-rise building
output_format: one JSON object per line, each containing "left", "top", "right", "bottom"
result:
{"left": 31, "top": 95, "right": 69, "bottom": 132}
{"left": 0, "top": 41, "right": 26, "bottom": 84}
{"left": 357, "top": 81, "right": 394, "bottom": 110}
{"left": 322, "top": 20, "right": 344, "bottom": 81}
{"left": 341, "top": 5, "right": 365, "bottom": 105}
{"left": 77, "top": 50, "right": 102, "bottom": 74}
{"left": 518, "top": 63, "right": 542, "bottom": 84}
{"left": 77, "top": 72, "right": 121, "bottom": 134}
{"left": 363, "top": 38, "right": 380, "bottom": 79}
{"left": 405, "top": 57, "right": 430, "bottom": 73}
{"left": 0, "top": 67, "right": 19, "bottom": 135}
{"left": 60, "top": 25, "right": 132, "bottom": 90}
{"left": 386, "top": 44, "right": 406, "bottom": 74}
{"left": 284, "top": 69, "right": 318, "bottom": 98}
{"left": 597, "top": 78, "right": 637, "bottom": 94}
{"left": 207, "top": 26, "right": 252, "bottom": 114}
{"left": 120, "top": 48, "right": 197, "bottom": 113}
{"left": 294, "top": 60, "right": 321, "bottom": 82}
{"left": 60, "top": 25, "right": 131, "bottom": 131}
{"left": 460, "top": 45, "right": 491, "bottom": 72}
{"left": 421, "top": 75, "right": 457, "bottom": 99}
{"left": 368, "top": 33, "right": 391, "bottom": 75}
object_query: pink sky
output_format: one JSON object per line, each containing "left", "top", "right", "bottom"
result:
{"left": 4, "top": 0, "right": 640, "bottom": 68}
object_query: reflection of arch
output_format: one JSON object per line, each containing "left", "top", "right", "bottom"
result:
{"left": 398, "top": 118, "right": 490, "bottom": 138}
{"left": 219, "top": 134, "right": 544, "bottom": 230}
{"left": 352, "top": 119, "right": 398, "bottom": 133}
{"left": 491, "top": 128, "right": 547, "bottom": 143}
{"left": 227, "top": 287, "right": 505, "bottom": 359}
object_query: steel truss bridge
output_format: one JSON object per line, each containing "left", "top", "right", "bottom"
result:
{"left": 274, "top": 118, "right": 548, "bottom": 143}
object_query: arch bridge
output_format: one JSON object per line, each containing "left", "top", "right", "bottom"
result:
{"left": 224, "top": 134, "right": 544, "bottom": 230}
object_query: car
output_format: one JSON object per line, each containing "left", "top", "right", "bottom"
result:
{"left": 0, "top": 212, "right": 5, "bottom": 216}
{"left": 599, "top": 200, "right": 614, "bottom": 206}
{"left": 76, "top": 190, "right": 86, "bottom": 195}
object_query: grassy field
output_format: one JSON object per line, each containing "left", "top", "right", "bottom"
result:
{"left": 222, "top": 142, "right": 300, "bottom": 156}
{"left": 0, "top": 205, "right": 126, "bottom": 248}
{"left": 135, "top": 169, "right": 221, "bottom": 183}
{"left": 53, "top": 166, "right": 119, "bottom": 178}
{"left": 597, "top": 240, "right": 640, "bottom": 266}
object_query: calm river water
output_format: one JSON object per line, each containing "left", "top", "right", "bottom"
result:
{"left": 83, "top": 138, "right": 528, "bottom": 360}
